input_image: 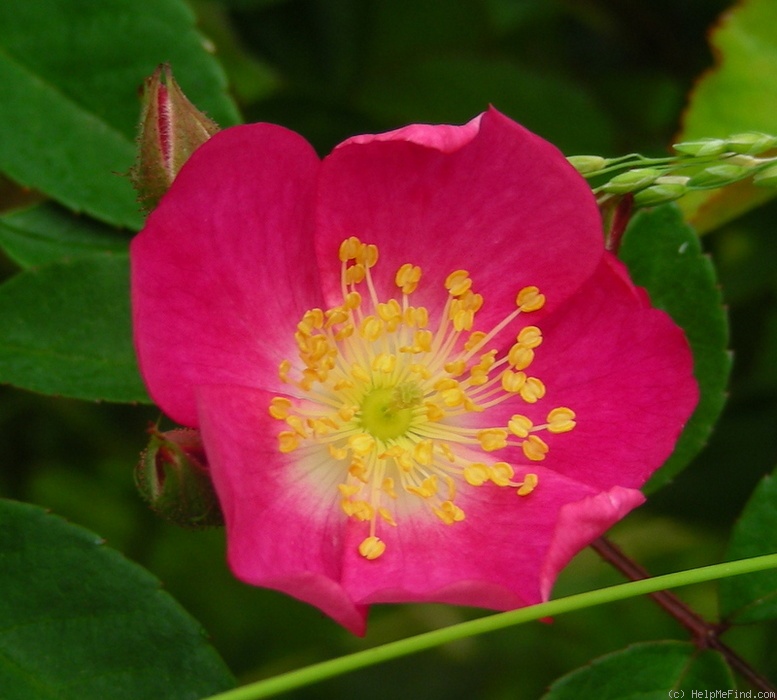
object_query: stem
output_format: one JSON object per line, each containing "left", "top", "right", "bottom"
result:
{"left": 202, "top": 553, "right": 777, "bottom": 700}
{"left": 591, "top": 537, "right": 775, "bottom": 693}
{"left": 602, "top": 194, "right": 633, "bottom": 254}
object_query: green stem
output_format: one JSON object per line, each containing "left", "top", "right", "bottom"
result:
{"left": 591, "top": 538, "right": 774, "bottom": 692}
{"left": 202, "top": 553, "right": 777, "bottom": 700}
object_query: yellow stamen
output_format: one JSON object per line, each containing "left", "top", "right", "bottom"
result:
{"left": 520, "top": 377, "right": 546, "bottom": 403}
{"left": 490, "top": 461, "right": 514, "bottom": 486}
{"left": 445, "top": 270, "right": 472, "bottom": 296}
{"left": 395, "top": 263, "right": 422, "bottom": 294}
{"left": 349, "top": 433, "right": 376, "bottom": 456}
{"left": 547, "top": 407, "right": 576, "bottom": 433}
{"left": 329, "top": 444, "right": 348, "bottom": 460}
{"left": 518, "top": 473, "right": 539, "bottom": 496}
{"left": 269, "top": 396, "right": 292, "bottom": 419}
{"left": 278, "top": 431, "right": 300, "bottom": 453}
{"left": 501, "top": 369, "right": 527, "bottom": 393}
{"left": 508, "top": 343, "right": 535, "bottom": 370}
{"left": 464, "top": 331, "right": 487, "bottom": 351}
{"left": 464, "top": 462, "right": 490, "bottom": 486}
{"left": 339, "top": 236, "right": 361, "bottom": 261}
{"left": 271, "top": 237, "right": 573, "bottom": 560}
{"left": 358, "top": 536, "right": 386, "bottom": 560}
{"left": 477, "top": 428, "right": 508, "bottom": 452}
{"left": 508, "top": 414, "right": 533, "bottom": 438}
{"left": 345, "top": 263, "right": 366, "bottom": 285}
{"left": 406, "top": 475, "right": 438, "bottom": 498}
{"left": 412, "top": 439, "right": 434, "bottom": 466}
{"left": 433, "top": 500, "right": 465, "bottom": 524}
{"left": 522, "top": 435, "right": 549, "bottom": 461}
{"left": 516, "top": 286, "right": 546, "bottom": 312}
{"left": 517, "top": 325, "right": 543, "bottom": 348}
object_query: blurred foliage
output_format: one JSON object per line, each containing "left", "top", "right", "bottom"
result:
{"left": 2, "top": 0, "right": 777, "bottom": 697}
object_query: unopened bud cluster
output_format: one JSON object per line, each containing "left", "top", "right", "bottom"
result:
{"left": 136, "top": 427, "right": 224, "bottom": 528}
{"left": 566, "top": 130, "right": 777, "bottom": 208}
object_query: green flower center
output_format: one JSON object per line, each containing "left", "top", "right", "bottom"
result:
{"left": 359, "top": 383, "right": 423, "bottom": 441}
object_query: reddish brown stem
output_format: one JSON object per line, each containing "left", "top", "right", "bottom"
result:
{"left": 600, "top": 194, "right": 634, "bottom": 253}
{"left": 591, "top": 536, "right": 775, "bottom": 693}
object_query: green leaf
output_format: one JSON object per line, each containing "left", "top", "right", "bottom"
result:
{"left": 619, "top": 204, "right": 730, "bottom": 491}
{"left": 0, "top": 203, "right": 128, "bottom": 268}
{"left": 0, "top": 499, "right": 235, "bottom": 700}
{"left": 543, "top": 641, "right": 735, "bottom": 699}
{"left": 0, "top": 0, "right": 241, "bottom": 231}
{"left": 719, "top": 466, "right": 777, "bottom": 624}
{"left": 677, "top": 0, "right": 777, "bottom": 232}
{"left": 0, "top": 254, "right": 150, "bottom": 403}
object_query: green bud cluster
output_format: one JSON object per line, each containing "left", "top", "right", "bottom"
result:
{"left": 566, "top": 129, "right": 777, "bottom": 209}
{"left": 673, "top": 132, "right": 777, "bottom": 157}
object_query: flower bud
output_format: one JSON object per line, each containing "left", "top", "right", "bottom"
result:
{"left": 131, "top": 64, "right": 220, "bottom": 212}
{"left": 726, "top": 132, "right": 777, "bottom": 156}
{"left": 601, "top": 168, "right": 662, "bottom": 194}
{"left": 566, "top": 155, "right": 608, "bottom": 175}
{"left": 633, "top": 183, "right": 687, "bottom": 207}
{"left": 672, "top": 138, "right": 728, "bottom": 157}
{"left": 753, "top": 163, "right": 777, "bottom": 187}
{"left": 136, "top": 427, "right": 224, "bottom": 528}
{"left": 687, "top": 163, "right": 749, "bottom": 188}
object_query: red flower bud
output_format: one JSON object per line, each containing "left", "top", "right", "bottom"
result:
{"left": 131, "top": 64, "right": 220, "bottom": 212}
{"left": 136, "top": 427, "right": 223, "bottom": 528}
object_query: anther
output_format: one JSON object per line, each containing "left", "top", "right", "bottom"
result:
{"left": 395, "top": 263, "right": 422, "bottom": 294}
{"left": 508, "top": 343, "right": 535, "bottom": 370}
{"left": 269, "top": 397, "right": 292, "bottom": 419}
{"left": 490, "top": 461, "right": 514, "bottom": 486}
{"left": 501, "top": 370, "right": 527, "bottom": 393}
{"left": 517, "top": 473, "right": 539, "bottom": 496}
{"left": 445, "top": 270, "right": 472, "bottom": 296}
{"left": 522, "top": 435, "right": 549, "bottom": 461}
{"left": 433, "top": 501, "right": 465, "bottom": 524}
{"left": 518, "top": 325, "right": 543, "bottom": 348}
{"left": 477, "top": 429, "right": 508, "bottom": 452}
{"left": 358, "top": 536, "right": 386, "bottom": 560}
{"left": 339, "top": 236, "right": 361, "bottom": 262}
{"left": 520, "top": 377, "right": 546, "bottom": 403}
{"left": 278, "top": 431, "right": 300, "bottom": 453}
{"left": 508, "top": 414, "right": 533, "bottom": 437}
{"left": 464, "top": 462, "right": 490, "bottom": 486}
{"left": 547, "top": 407, "right": 576, "bottom": 433}
{"left": 516, "top": 286, "right": 546, "bottom": 312}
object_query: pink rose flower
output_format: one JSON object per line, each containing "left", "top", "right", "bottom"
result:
{"left": 131, "top": 108, "right": 698, "bottom": 635}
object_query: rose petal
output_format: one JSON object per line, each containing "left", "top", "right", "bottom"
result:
{"left": 339, "top": 113, "right": 484, "bottom": 153}
{"left": 197, "top": 383, "right": 368, "bottom": 635}
{"left": 131, "top": 124, "right": 323, "bottom": 426}
{"left": 482, "top": 253, "right": 698, "bottom": 491}
{"left": 315, "top": 107, "right": 603, "bottom": 326}
{"left": 340, "top": 464, "right": 644, "bottom": 609}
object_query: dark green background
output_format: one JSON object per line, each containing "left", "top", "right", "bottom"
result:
{"left": 1, "top": 0, "right": 775, "bottom": 697}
